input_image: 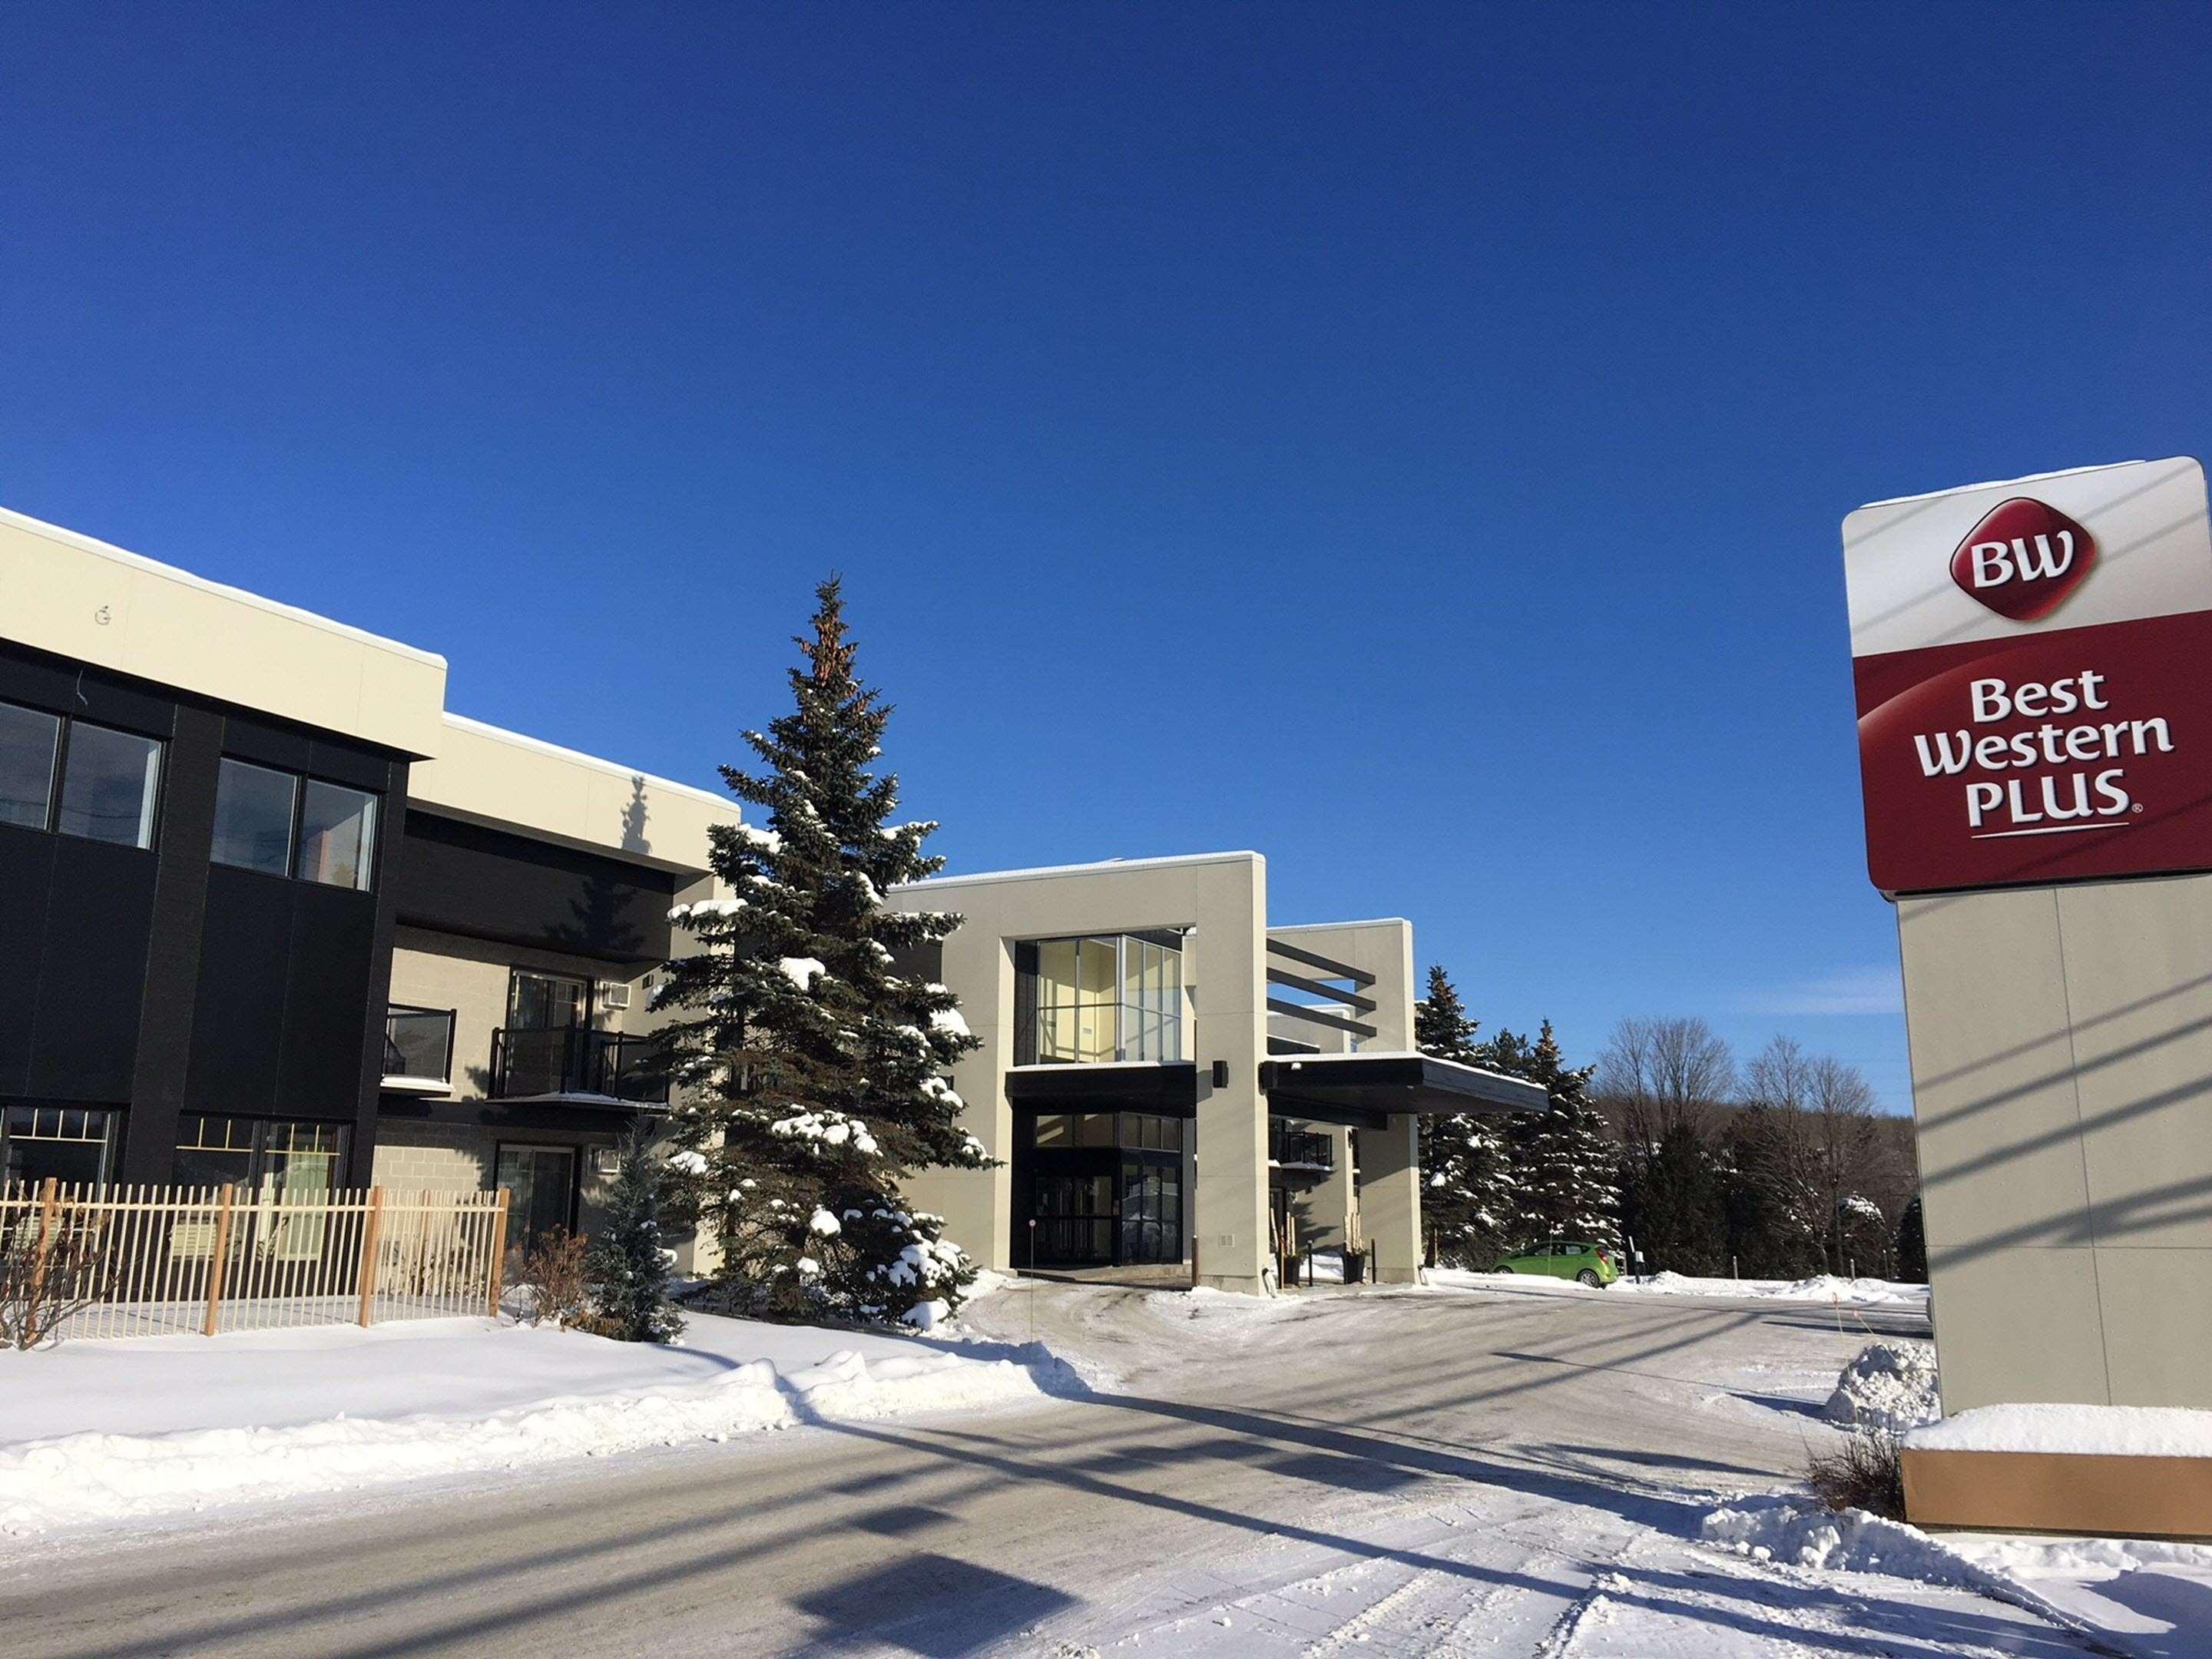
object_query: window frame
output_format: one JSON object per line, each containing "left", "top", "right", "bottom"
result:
{"left": 209, "top": 757, "right": 382, "bottom": 893}
{"left": 0, "top": 700, "right": 62, "bottom": 835}
{"left": 1016, "top": 932, "right": 1186, "bottom": 1065}
{"left": 0, "top": 698, "right": 164, "bottom": 850}
{"left": 171, "top": 1114, "right": 351, "bottom": 1192}
{"left": 296, "top": 777, "right": 379, "bottom": 892}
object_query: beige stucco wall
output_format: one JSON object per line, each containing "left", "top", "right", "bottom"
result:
{"left": 408, "top": 714, "right": 741, "bottom": 873}
{"left": 386, "top": 926, "right": 656, "bottom": 1098}
{"left": 888, "top": 853, "right": 1274, "bottom": 1290}
{"left": 1898, "top": 872, "right": 2212, "bottom": 1412}
{"left": 0, "top": 506, "right": 449, "bottom": 757}
{"left": 370, "top": 1121, "right": 620, "bottom": 1232}
{"left": 1269, "top": 919, "right": 1416, "bottom": 1051}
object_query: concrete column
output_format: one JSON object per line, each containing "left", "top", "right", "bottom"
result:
{"left": 1360, "top": 1114, "right": 1423, "bottom": 1285}
{"left": 1194, "top": 858, "right": 1270, "bottom": 1294}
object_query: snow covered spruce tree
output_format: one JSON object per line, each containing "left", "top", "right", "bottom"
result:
{"left": 586, "top": 1134, "right": 685, "bottom": 1343}
{"left": 1484, "top": 1022, "right": 1620, "bottom": 1250}
{"left": 654, "top": 578, "right": 988, "bottom": 1326}
{"left": 1413, "top": 965, "right": 1521, "bottom": 1267}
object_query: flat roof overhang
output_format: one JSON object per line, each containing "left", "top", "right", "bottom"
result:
{"left": 1005, "top": 1061, "right": 1200, "bottom": 1116}
{"left": 1258, "top": 1051, "right": 1545, "bottom": 1128}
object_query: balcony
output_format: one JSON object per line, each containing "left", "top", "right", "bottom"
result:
{"left": 382, "top": 1005, "right": 456, "bottom": 1091}
{"left": 488, "top": 1027, "right": 667, "bottom": 1104}
{"left": 1269, "top": 1123, "right": 1335, "bottom": 1172}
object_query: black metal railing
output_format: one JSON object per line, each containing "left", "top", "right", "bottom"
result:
{"left": 488, "top": 1028, "right": 667, "bottom": 1104}
{"left": 1269, "top": 1123, "right": 1335, "bottom": 1170}
{"left": 383, "top": 1006, "right": 456, "bottom": 1084}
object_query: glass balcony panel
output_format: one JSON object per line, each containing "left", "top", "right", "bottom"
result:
{"left": 383, "top": 1007, "right": 454, "bottom": 1081}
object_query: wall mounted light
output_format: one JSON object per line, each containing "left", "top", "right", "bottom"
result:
{"left": 1211, "top": 1059, "right": 1230, "bottom": 1088}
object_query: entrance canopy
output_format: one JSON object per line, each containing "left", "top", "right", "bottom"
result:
{"left": 1257, "top": 1051, "right": 1544, "bottom": 1128}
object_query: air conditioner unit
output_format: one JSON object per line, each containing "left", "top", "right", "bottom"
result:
{"left": 598, "top": 980, "right": 633, "bottom": 1012}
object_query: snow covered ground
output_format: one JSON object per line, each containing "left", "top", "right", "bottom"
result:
{"left": 5, "top": 1275, "right": 2207, "bottom": 1657}
{"left": 1427, "top": 1265, "right": 1932, "bottom": 1308}
{"left": 0, "top": 1300, "right": 1077, "bottom": 1535}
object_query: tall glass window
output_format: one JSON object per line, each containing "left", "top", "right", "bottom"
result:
{"left": 0, "top": 702, "right": 60, "bottom": 831}
{"left": 55, "top": 722, "right": 162, "bottom": 847}
{"left": 211, "top": 759, "right": 297, "bottom": 875}
{"left": 1018, "top": 934, "right": 1184, "bottom": 1064}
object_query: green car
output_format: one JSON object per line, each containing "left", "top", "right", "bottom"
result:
{"left": 1492, "top": 1238, "right": 1620, "bottom": 1287}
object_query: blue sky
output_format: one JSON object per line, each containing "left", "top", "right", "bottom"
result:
{"left": 8, "top": 5, "right": 2211, "bottom": 1110}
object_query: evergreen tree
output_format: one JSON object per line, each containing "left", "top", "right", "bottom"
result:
{"left": 1718, "top": 1105, "right": 1826, "bottom": 1279}
{"left": 1413, "top": 965, "right": 1520, "bottom": 1266}
{"left": 655, "top": 578, "right": 990, "bottom": 1324}
{"left": 1482, "top": 1022, "right": 1619, "bottom": 1249}
{"left": 586, "top": 1134, "right": 685, "bottom": 1343}
{"left": 1624, "top": 1121, "right": 1723, "bottom": 1274}
{"left": 1894, "top": 1194, "right": 1928, "bottom": 1284}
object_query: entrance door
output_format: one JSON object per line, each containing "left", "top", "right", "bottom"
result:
{"left": 1031, "top": 1172, "right": 1114, "bottom": 1266}
{"left": 1119, "top": 1157, "right": 1182, "bottom": 1264}
{"left": 495, "top": 1144, "right": 577, "bottom": 1253}
{"left": 505, "top": 972, "right": 591, "bottom": 1095}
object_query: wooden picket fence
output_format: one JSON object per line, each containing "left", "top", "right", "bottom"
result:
{"left": 0, "top": 1181, "right": 511, "bottom": 1341}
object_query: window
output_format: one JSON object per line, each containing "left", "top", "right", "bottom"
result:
{"left": 298, "top": 780, "right": 376, "bottom": 890}
{"left": 1028, "top": 1112, "right": 1182, "bottom": 1153}
{"left": 172, "top": 1115, "right": 348, "bottom": 1196}
{"left": 0, "top": 700, "right": 162, "bottom": 848}
{"left": 210, "top": 760, "right": 379, "bottom": 890}
{"left": 0, "top": 703, "right": 60, "bottom": 831}
{"left": 56, "top": 724, "right": 163, "bottom": 846}
{"left": 1031, "top": 1112, "right": 1117, "bottom": 1149}
{"left": 2, "top": 1105, "right": 118, "bottom": 1187}
{"left": 211, "top": 759, "right": 296, "bottom": 875}
{"left": 509, "top": 969, "right": 591, "bottom": 1031}
{"left": 1016, "top": 933, "right": 1184, "bottom": 1064}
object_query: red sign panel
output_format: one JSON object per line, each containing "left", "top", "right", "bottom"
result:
{"left": 1843, "top": 459, "right": 2212, "bottom": 895}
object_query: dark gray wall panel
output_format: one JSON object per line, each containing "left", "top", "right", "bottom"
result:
{"left": 0, "top": 825, "right": 58, "bottom": 1096}
{"left": 392, "top": 811, "right": 675, "bottom": 964}
{"left": 27, "top": 836, "right": 159, "bottom": 1101}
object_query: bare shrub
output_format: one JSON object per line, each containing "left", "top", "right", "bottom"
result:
{"left": 512, "top": 1229, "right": 593, "bottom": 1329}
{"left": 0, "top": 1212, "right": 108, "bottom": 1349}
{"left": 1804, "top": 1429, "right": 1906, "bottom": 1520}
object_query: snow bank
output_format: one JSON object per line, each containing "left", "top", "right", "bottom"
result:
{"left": 0, "top": 1308, "right": 1074, "bottom": 1536}
{"left": 1702, "top": 1496, "right": 1976, "bottom": 1582}
{"left": 1614, "top": 1272, "right": 1930, "bottom": 1307}
{"left": 1702, "top": 1497, "right": 2151, "bottom": 1649}
{"left": 1425, "top": 1268, "right": 1929, "bottom": 1307}
{"left": 1908, "top": 1402, "right": 2212, "bottom": 1459}
{"left": 1825, "top": 1341, "right": 1942, "bottom": 1432}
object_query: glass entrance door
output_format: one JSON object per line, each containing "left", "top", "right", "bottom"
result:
{"left": 505, "top": 972, "right": 591, "bottom": 1096}
{"left": 1120, "top": 1157, "right": 1182, "bottom": 1263}
{"left": 495, "top": 1144, "right": 577, "bottom": 1253}
{"left": 1031, "top": 1172, "right": 1114, "bottom": 1265}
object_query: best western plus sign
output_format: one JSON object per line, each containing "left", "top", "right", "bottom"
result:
{"left": 1841, "top": 457, "right": 2212, "bottom": 895}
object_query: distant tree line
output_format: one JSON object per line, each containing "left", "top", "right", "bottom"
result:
{"left": 1416, "top": 969, "right": 1923, "bottom": 1283}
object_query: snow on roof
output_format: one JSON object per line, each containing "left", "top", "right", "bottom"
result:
{"left": 0, "top": 503, "right": 448, "bottom": 669}
{"left": 439, "top": 713, "right": 736, "bottom": 812}
{"left": 892, "top": 850, "right": 1263, "bottom": 892}
{"left": 1907, "top": 1402, "right": 2212, "bottom": 1459}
